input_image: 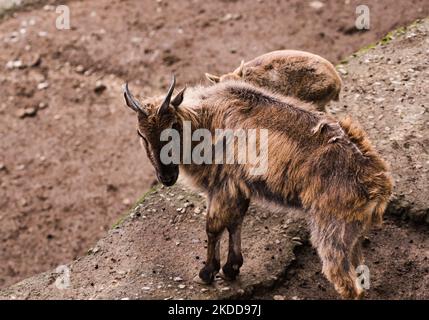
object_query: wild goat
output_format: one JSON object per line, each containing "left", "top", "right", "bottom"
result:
{"left": 206, "top": 50, "right": 342, "bottom": 111}
{"left": 123, "top": 77, "right": 392, "bottom": 299}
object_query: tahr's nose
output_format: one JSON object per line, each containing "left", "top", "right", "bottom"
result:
{"left": 158, "top": 172, "right": 178, "bottom": 187}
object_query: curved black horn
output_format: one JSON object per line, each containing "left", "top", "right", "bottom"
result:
{"left": 123, "top": 83, "right": 146, "bottom": 115}
{"left": 158, "top": 75, "right": 176, "bottom": 116}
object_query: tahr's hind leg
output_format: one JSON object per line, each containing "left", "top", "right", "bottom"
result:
{"left": 221, "top": 196, "right": 249, "bottom": 281}
{"left": 309, "top": 215, "right": 364, "bottom": 299}
{"left": 351, "top": 237, "right": 364, "bottom": 268}
{"left": 221, "top": 218, "right": 245, "bottom": 280}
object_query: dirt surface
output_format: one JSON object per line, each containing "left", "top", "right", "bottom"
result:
{"left": 256, "top": 215, "right": 429, "bottom": 300}
{"left": 0, "top": 184, "right": 307, "bottom": 299}
{"left": 0, "top": 0, "right": 429, "bottom": 291}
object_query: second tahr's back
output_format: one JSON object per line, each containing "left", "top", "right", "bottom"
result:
{"left": 206, "top": 50, "right": 342, "bottom": 111}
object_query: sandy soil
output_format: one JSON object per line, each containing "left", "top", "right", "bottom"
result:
{"left": 0, "top": 0, "right": 428, "bottom": 291}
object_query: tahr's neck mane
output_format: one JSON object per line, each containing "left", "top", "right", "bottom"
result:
{"left": 176, "top": 105, "right": 201, "bottom": 129}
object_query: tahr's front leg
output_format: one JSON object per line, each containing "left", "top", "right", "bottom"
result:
{"left": 195, "top": 190, "right": 249, "bottom": 284}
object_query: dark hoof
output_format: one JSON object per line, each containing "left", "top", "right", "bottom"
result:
{"left": 221, "top": 264, "right": 240, "bottom": 281}
{"left": 218, "top": 269, "right": 237, "bottom": 281}
{"left": 197, "top": 267, "right": 217, "bottom": 284}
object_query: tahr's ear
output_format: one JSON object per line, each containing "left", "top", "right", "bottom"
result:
{"left": 235, "top": 60, "right": 245, "bottom": 77}
{"left": 171, "top": 86, "right": 186, "bottom": 108}
{"left": 205, "top": 73, "right": 220, "bottom": 84}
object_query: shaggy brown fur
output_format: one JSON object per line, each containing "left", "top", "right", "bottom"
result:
{"left": 206, "top": 50, "right": 342, "bottom": 111}
{"left": 124, "top": 79, "right": 392, "bottom": 299}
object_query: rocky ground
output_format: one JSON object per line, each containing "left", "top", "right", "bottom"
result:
{"left": 2, "top": 0, "right": 428, "bottom": 290}
{"left": 0, "top": 184, "right": 308, "bottom": 299}
{"left": 331, "top": 22, "right": 429, "bottom": 223}
{"left": 0, "top": 15, "right": 428, "bottom": 300}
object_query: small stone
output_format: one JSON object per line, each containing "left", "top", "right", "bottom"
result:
{"left": 193, "top": 207, "right": 202, "bottom": 214}
{"left": 0, "top": 163, "right": 6, "bottom": 171}
{"left": 131, "top": 37, "right": 143, "bottom": 44}
{"left": 38, "top": 102, "right": 48, "bottom": 109}
{"left": 37, "top": 82, "right": 49, "bottom": 90}
{"left": 94, "top": 81, "right": 107, "bottom": 94}
{"left": 75, "top": 65, "right": 85, "bottom": 74}
{"left": 177, "top": 195, "right": 184, "bottom": 200}
{"left": 19, "top": 198, "right": 28, "bottom": 207}
{"left": 6, "top": 60, "right": 23, "bottom": 69}
{"left": 309, "top": 1, "right": 324, "bottom": 10}
{"left": 38, "top": 31, "right": 48, "bottom": 37}
{"left": 16, "top": 109, "right": 27, "bottom": 118}
{"left": 273, "top": 295, "right": 285, "bottom": 300}
{"left": 275, "top": 240, "right": 281, "bottom": 244}
{"left": 16, "top": 107, "right": 38, "bottom": 118}
{"left": 122, "top": 198, "right": 131, "bottom": 205}
{"left": 220, "top": 287, "right": 230, "bottom": 292}
{"left": 221, "top": 13, "right": 242, "bottom": 22}
{"left": 178, "top": 284, "right": 186, "bottom": 289}
{"left": 173, "top": 277, "right": 183, "bottom": 282}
